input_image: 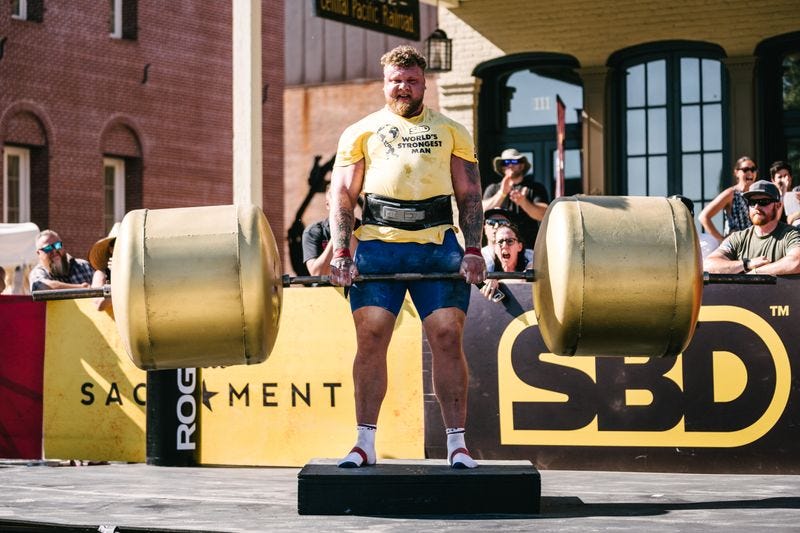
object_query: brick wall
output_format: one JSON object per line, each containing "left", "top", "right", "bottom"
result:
{"left": 1, "top": 1, "right": 284, "bottom": 265}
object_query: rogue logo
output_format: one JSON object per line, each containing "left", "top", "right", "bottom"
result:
{"left": 498, "top": 306, "right": 791, "bottom": 447}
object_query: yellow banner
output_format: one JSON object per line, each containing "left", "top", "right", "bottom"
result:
{"left": 43, "top": 300, "right": 146, "bottom": 462}
{"left": 200, "top": 287, "right": 424, "bottom": 466}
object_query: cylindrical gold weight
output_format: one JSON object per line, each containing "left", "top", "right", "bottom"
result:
{"left": 112, "top": 204, "right": 283, "bottom": 370}
{"left": 533, "top": 196, "right": 702, "bottom": 357}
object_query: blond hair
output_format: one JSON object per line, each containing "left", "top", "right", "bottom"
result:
{"left": 380, "top": 45, "right": 427, "bottom": 71}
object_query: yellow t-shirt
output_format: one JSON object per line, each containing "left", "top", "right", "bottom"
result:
{"left": 334, "top": 106, "right": 477, "bottom": 244}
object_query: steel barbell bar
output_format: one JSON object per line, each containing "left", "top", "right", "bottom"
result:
{"left": 30, "top": 270, "right": 774, "bottom": 302}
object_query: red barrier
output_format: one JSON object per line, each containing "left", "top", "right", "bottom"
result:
{"left": 0, "top": 296, "right": 46, "bottom": 459}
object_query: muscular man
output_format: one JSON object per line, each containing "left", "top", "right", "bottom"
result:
{"left": 482, "top": 148, "right": 549, "bottom": 249}
{"left": 704, "top": 180, "right": 800, "bottom": 275}
{"left": 29, "top": 230, "right": 94, "bottom": 291}
{"left": 328, "top": 46, "right": 486, "bottom": 469}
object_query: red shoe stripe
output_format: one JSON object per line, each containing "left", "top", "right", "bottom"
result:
{"left": 449, "top": 447, "right": 471, "bottom": 464}
{"left": 350, "top": 446, "right": 368, "bottom": 465}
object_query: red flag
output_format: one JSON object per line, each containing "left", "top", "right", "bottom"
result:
{"left": 555, "top": 95, "right": 566, "bottom": 198}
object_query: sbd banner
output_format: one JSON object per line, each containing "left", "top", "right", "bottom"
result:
{"left": 451, "top": 280, "right": 799, "bottom": 474}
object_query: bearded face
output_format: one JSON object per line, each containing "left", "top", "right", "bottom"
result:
{"left": 748, "top": 199, "right": 780, "bottom": 226}
{"left": 383, "top": 64, "right": 425, "bottom": 118}
{"left": 49, "top": 254, "right": 69, "bottom": 276}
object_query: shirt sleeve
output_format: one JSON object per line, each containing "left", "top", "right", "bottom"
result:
{"left": 717, "top": 233, "right": 740, "bottom": 259}
{"left": 483, "top": 182, "right": 499, "bottom": 199}
{"left": 301, "top": 223, "right": 325, "bottom": 263}
{"left": 449, "top": 121, "right": 477, "bottom": 163}
{"left": 29, "top": 265, "right": 50, "bottom": 291}
{"left": 334, "top": 123, "right": 368, "bottom": 168}
{"left": 784, "top": 226, "right": 800, "bottom": 251}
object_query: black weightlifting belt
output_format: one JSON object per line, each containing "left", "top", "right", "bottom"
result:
{"left": 362, "top": 193, "right": 453, "bottom": 231}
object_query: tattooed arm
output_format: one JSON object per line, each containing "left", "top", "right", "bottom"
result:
{"left": 328, "top": 159, "right": 365, "bottom": 286}
{"left": 452, "top": 155, "right": 487, "bottom": 284}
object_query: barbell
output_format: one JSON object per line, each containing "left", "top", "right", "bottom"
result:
{"left": 31, "top": 198, "right": 773, "bottom": 370}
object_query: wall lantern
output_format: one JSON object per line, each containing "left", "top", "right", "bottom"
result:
{"left": 425, "top": 28, "right": 452, "bottom": 72}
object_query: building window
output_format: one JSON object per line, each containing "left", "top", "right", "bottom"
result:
{"left": 109, "top": 0, "right": 137, "bottom": 40}
{"left": 3, "top": 146, "right": 31, "bottom": 223}
{"left": 757, "top": 32, "right": 800, "bottom": 177}
{"left": 11, "top": 0, "right": 27, "bottom": 20}
{"left": 103, "top": 157, "right": 125, "bottom": 233}
{"left": 11, "top": 0, "right": 43, "bottom": 22}
{"left": 610, "top": 42, "right": 728, "bottom": 230}
{"left": 109, "top": 0, "right": 122, "bottom": 37}
{"left": 784, "top": 51, "right": 800, "bottom": 172}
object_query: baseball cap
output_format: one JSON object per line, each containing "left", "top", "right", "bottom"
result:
{"left": 742, "top": 180, "right": 781, "bottom": 201}
{"left": 484, "top": 208, "right": 513, "bottom": 220}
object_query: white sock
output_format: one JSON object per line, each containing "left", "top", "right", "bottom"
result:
{"left": 337, "top": 424, "right": 377, "bottom": 468}
{"left": 446, "top": 427, "right": 478, "bottom": 469}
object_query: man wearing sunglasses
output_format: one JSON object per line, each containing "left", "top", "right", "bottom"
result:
{"left": 482, "top": 148, "right": 549, "bottom": 249}
{"left": 29, "top": 230, "right": 95, "bottom": 291}
{"left": 704, "top": 180, "right": 800, "bottom": 275}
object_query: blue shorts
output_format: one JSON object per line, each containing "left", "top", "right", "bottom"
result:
{"left": 350, "top": 230, "right": 470, "bottom": 319}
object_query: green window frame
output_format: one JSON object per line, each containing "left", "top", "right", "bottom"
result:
{"left": 609, "top": 42, "right": 729, "bottom": 226}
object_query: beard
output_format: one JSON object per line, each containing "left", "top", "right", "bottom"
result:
{"left": 50, "top": 255, "right": 68, "bottom": 277}
{"left": 387, "top": 94, "right": 423, "bottom": 118}
{"left": 750, "top": 209, "right": 777, "bottom": 226}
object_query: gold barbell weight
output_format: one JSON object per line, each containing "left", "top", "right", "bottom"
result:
{"left": 31, "top": 197, "right": 774, "bottom": 370}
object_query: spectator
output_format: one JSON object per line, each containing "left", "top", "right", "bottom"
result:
{"left": 88, "top": 224, "right": 119, "bottom": 317}
{"left": 769, "top": 160, "right": 799, "bottom": 224}
{"left": 302, "top": 188, "right": 360, "bottom": 276}
{"left": 482, "top": 148, "right": 549, "bottom": 249}
{"left": 704, "top": 180, "right": 800, "bottom": 275}
{"left": 481, "top": 208, "right": 532, "bottom": 271}
{"left": 0, "top": 266, "right": 6, "bottom": 294}
{"left": 699, "top": 156, "right": 757, "bottom": 242}
{"left": 480, "top": 224, "right": 530, "bottom": 302}
{"left": 29, "top": 230, "right": 94, "bottom": 291}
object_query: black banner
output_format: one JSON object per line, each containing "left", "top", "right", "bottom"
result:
{"left": 424, "top": 279, "right": 800, "bottom": 474}
{"left": 146, "top": 369, "right": 201, "bottom": 466}
{"left": 313, "top": 0, "right": 420, "bottom": 40}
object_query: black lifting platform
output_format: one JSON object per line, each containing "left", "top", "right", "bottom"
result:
{"left": 297, "top": 459, "right": 541, "bottom": 515}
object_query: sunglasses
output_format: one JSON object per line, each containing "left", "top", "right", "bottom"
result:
{"left": 503, "top": 159, "right": 520, "bottom": 166}
{"left": 485, "top": 219, "right": 511, "bottom": 227}
{"left": 495, "top": 237, "right": 519, "bottom": 246}
{"left": 39, "top": 241, "right": 63, "bottom": 254}
{"left": 747, "top": 198, "right": 776, "bottom": 207}
{"left": 738, "top": 166, "right": 757, "bottom": 173}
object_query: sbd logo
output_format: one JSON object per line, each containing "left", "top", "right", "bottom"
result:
{"left": 498, "top": 306, "right": 791, "bottom": 447}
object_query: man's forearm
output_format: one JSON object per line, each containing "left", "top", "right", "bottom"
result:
{"left": 331, "top": 208, "right": 355, "bottom": 251}
{"left": 481, "top": 189, "right": 505, "bottom": 211}
{"left": 306, "top": 242, "right": 334, "bottom": 275}
{"left": 703, "top": 256, "right": 744, "bottom": 274}
{"left": 458, "top": 162, "right": 485, "bottom": 248}
{"left": 518, "top": 198, "right": 548, "bottom": 221}
{"left": 751, "top": 256, "right": 800, "bottom": 276}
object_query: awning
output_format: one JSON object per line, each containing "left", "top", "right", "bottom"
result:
{"left": 0, "top": 223, "right": 40, "bottom": 265}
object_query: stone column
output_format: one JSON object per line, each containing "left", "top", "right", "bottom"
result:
{"left": 578, "top": 66, "right": 609, "bottom": 195}
{"left": 723, "top": 55, "right": 757, "bottom": 162}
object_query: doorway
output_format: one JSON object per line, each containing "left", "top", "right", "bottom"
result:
{"left": 474, "top": 53, "right": 583, "bottom": 199}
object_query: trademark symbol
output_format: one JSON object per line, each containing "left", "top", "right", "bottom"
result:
{"left": 770, "top": 305, "right": 790, "bottom": 317}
